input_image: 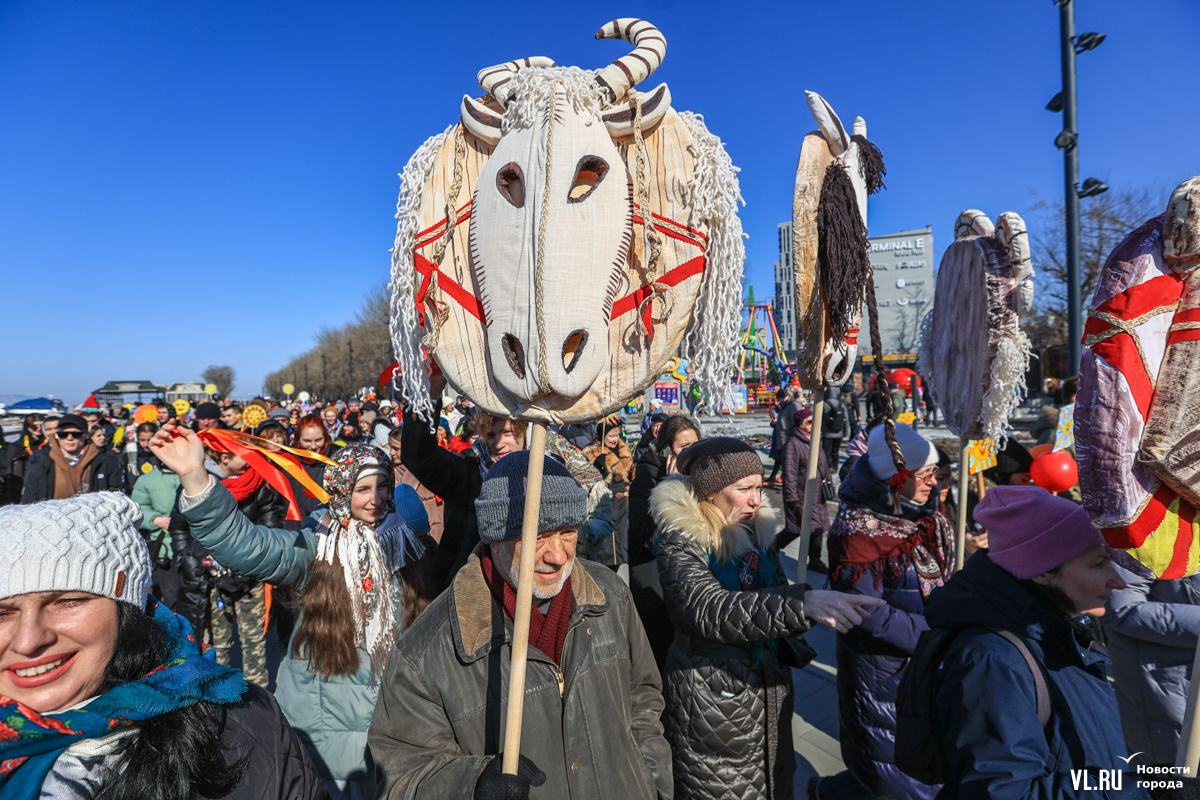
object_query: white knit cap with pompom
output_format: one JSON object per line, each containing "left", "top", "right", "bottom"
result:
{"left": 0, "top": 492, "right": 151, "bottom": 606}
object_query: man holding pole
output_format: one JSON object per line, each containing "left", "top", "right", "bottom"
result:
{"left": 368, "top": 450, "right": 672, "bottom": 799}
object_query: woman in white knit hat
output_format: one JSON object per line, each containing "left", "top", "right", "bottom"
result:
{"left": 816, "top": 422, "right": 954, "bottom": 800}
{"left": 0, "top": 492, "right": 325, "bottom": 800}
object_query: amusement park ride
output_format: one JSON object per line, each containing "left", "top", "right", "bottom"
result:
{"left": 643, "top": 287, "right": 800, "bottom": 413}
{"left": 737, "top": 287, "right": 793, "bottom": 401}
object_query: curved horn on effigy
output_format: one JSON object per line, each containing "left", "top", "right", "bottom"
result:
{"left": 805, "top": 91, "right": 850, "bottom": 157}
{"left": 594, "top": 18, "right": 667, "bottom": 103}
{"left": 476, "top": 56, "right": 557, "bottom": 108}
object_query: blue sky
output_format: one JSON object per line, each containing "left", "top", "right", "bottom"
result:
{"left": 2, "top": 0, "right": 1197, "bottom": 403}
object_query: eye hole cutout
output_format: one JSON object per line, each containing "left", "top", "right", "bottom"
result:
{"left": 568, "top": 156, "right": 608, "bottom": 203}
{"left": 561, "top": 329, "right": 588, "bottom": 373}
{"left": 496, "top": 163, "right": 525, "bottom": 208}
{"left": 502, "top": 334, "right": 526, "bottom": 379}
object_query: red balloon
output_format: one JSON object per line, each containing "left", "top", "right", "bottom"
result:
{"left": 1031, "top": 451, "right": 1078, "bottom": 493}
{"left": 1029, "top": 443, "right": 1053, "bottom": 460}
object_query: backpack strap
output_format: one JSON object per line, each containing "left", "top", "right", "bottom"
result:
{"left": 994, "top": 629, "right": 1051, "bottom": 729}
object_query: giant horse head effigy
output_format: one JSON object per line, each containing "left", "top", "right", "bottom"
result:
{"left": 917, "top": 209, "right": 1034, "bottom": 446}
{"left": 389, "top": 19, "right": 745, "bottom": 424}
{"left": 1076, "top": 176, "right": 1200, "bottom": 578}
{"left": 791, "top": 92, "right": 888, "bottom": 390}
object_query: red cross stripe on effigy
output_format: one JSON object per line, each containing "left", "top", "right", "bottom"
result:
{"left": 1083, "top": 269, "right": 1200, "bottom": 577}
{"left": 1083, "top": 273, "right": 1186, "bottom": 419}
{"left": 412, "top": 201, "right": 707, "bottom": 338}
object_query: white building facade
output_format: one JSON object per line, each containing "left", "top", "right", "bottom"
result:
{"left": 772, "top": 224, "right": 935, "bottom": 359}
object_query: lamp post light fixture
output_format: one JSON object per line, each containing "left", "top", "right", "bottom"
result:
{"left": 1048, "top": 0, "right": 1105, "bottom": 377}
{"left": 1078, "top": 177, "right": 1109, "bottom": 199}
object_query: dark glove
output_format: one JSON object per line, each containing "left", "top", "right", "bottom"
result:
{"left": 591, "top": 456, "right": 609, "bottom": 477}
{"left": 473, "top": 754, "right": 546, "bottom": 800}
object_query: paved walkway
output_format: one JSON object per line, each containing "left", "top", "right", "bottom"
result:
{"left": 773, "top": 513, "right": 850, "bottom": 798}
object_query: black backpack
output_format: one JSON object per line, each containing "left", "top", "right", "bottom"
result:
{"left": 823, "top": 400, "right": 846, "bottom": 436}
{"left": 895, "top": 626, "right": 1051, "bottom": 786}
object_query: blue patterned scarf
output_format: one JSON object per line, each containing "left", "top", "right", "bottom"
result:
{"left": 0, "top": 596, "right": 246, "bottom": 800}
{"left": 708, "top": 549, "right": 783, "bottom": 666}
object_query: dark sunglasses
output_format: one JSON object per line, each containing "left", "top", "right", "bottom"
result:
{"left": 58, "top": 430, "right": 87, "bottom": 439}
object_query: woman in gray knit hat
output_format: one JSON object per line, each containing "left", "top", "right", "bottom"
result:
{"left": 650, "top": 436, "right": 884, "bottom": 800}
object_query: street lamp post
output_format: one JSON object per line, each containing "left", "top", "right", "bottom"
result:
{"left": 1050, "top": 0, "right": 1106, "bottom": 377}
{"left": 348, "top": 340, "right": 354, "bottom": 401}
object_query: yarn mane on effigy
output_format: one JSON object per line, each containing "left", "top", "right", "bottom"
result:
{"left": 388, "top": 19, "right": 745, "bottom": 425}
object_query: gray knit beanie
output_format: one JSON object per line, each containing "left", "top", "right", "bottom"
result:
{"left": 677, "top": 437, "right": 764, "bottom": 501}
{"left": 475, "top": 451, "right": 588, "bottom": 543}
{"left": 0, "top": 492, "right": 152, "bottom": 606}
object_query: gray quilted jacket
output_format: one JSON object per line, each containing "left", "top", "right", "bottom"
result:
{"left": 1104, "top": 564, "right": 1200, "bottom": 764}
{"left": 652, "top": 476, "right": 813, "bottom": 800}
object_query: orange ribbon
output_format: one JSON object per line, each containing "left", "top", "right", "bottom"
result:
{"left": 198, "top": 428, "right": 336, "bottom": 521}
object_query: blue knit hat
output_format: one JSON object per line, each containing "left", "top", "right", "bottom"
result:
{"left": 393, "top": 484, "right": 430, "bottom": 537}
{"left": 474, "top": 452, "right": 588, "bottom": 543}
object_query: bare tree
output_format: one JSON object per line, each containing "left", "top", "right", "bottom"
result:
{"left": 264, "top": 283, "right": 393, "bottom": 402}
{"left": 202, "top": 365, "right": 235, "bottom": 399}
{"left": 1027, "top": 186, "right": 1161, "bottom": 353}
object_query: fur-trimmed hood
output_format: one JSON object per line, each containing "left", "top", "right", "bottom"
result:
{"left": 650, "top": 474, "right": 778, "bottom": 564}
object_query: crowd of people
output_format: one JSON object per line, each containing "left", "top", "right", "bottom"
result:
{"left": 0, "top": 376, "right": 1188, "bottom": 799}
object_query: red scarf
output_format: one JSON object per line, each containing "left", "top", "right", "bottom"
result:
{"left": 222, "top": 469, "right": 264, "bottom": 503}
{"left": 479, "top": 545, "right": 573, "bottom": 667}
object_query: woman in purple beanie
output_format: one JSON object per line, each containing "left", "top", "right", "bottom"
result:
{"left": 919, "top": 485, "right": 1149, "bottom": 799}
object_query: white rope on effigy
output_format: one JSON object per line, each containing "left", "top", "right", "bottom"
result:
{"left": 388, "top": 124, "right": 453, "bottom": 427}
{"left": 677, "top": 110, "right": 746, "bottom": 399}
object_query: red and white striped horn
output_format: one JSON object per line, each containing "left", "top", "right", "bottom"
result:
{"left": 594, "top": 18, "right": 666, "bottom": 104}
{"left": 476, "top": 56, "right": 556, "bottom": 108}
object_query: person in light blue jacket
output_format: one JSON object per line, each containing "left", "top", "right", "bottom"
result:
{"left": 150, "top": 423, "right": 436, "bottom": 800}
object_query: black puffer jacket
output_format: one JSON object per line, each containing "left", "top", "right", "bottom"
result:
{"left": 652, "top": 475, "right": 813, "bottom": 800}
{"left": 0, "top": 434, "right": 42, "bottom": 504}
{"left": 629, "top": 444, "right": 667, "bottom": 567}
{"left": 170, "top": 464, "right": 287, "bottom": 635}
{"left": 628, "top": 443, "right": 675, "bottom": 670}
{"left": 221, "top": 683, "right": 330, "bottom": 800}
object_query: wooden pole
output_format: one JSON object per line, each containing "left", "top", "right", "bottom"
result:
{"left": 502, "top": 422, "right": 548, "bottom": 775}
{"left": 795, "top": 396, "right": 824, "bottom": 588}
{"left": 1177, "top": 635, "right": 1200, "bottom": 774}
{"left": 956, "top": 437, "right": 969, "bottom": 572}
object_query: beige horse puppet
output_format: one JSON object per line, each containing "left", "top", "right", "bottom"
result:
{"left": 389, "top": 19, "right": 745, "bottom": 425}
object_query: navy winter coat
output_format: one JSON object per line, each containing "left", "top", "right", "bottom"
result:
{"left": 829, "top": 457, "right": 941, "bottom": 800}
{"left": 927, "top": 552, "right": 1150, "bottom": 800}
{"left": 1103, "top": 565, "right": 1200, "bottom": 765}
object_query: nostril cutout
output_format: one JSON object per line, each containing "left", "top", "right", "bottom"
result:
{"left": 502, "top": 334, "right": 526, "bottom": 379}
{"left": 561, "top": 329, "right": 588, "bottom": 373}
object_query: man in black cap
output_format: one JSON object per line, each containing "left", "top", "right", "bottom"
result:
{"left": 22, "top": 414, "right": 123, "bottom": 502}
{"left": 193, "top": 401, "right": 222, "bottom": 431}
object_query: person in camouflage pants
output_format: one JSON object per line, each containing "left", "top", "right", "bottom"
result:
{"left": 209, "top": 582, "right": 267, "bottom": 687}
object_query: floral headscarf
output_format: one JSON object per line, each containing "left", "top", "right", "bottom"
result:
{"left": 322, "top": 442, "right": 396, "bottom": 529}
{"left": 316, "top": 442, "right": 424, "bottom": 682}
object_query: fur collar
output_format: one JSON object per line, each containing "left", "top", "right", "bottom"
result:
{"left": 650, "top": 474, "right": 778, "bottom": 563}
